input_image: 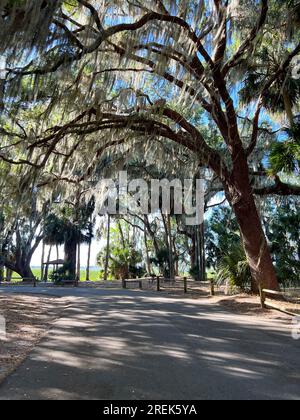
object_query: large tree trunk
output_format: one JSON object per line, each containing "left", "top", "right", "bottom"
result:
{"left": 19, "top": 264, "right": 35, "bottom": 280}
{"left": 64, "top": 240, "right": 77, "bottom": 279}
{"left": 5, "top": 260, "right": 35, "bottom": 280}
{"left": 232, "top": 196, "right": 279, "bottom": 292}
{"left": 227, "top": 154, "right": 279, "bottom": 292}
{"left": 3, "top": 220, "right": 43, "bottom": 282}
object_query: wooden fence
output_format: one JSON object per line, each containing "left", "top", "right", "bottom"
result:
{"left": 122, "top": 276, "right": 216, "bottom": 296}
{"left": 260, "top": 288, "right": 299, "bottom": 316}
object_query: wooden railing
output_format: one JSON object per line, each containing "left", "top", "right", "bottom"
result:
{"left": 260, "top": 288, "right": 299, "bottom": 316}
{"left": 154, "top": 277, "right": 189, "bottom": 293}
{"left": 122, "top": 276, "right": 215, "bottom": 295}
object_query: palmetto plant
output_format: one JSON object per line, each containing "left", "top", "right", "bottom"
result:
{"left": 216, "top": 243, "right": 252, "bottom": 290}
{"left": 97, "top": 244, "right": 144, "bottom": 280}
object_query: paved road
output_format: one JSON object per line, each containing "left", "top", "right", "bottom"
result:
{"left": 0, "top": 287, "right": 299, "bottom": 400}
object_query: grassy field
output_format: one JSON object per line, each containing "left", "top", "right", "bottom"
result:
{"left": 6, "top": 268, "right": 215, "bottom": 282}
{"left": 31, "top": 268, "right": 101, "bottom": 282}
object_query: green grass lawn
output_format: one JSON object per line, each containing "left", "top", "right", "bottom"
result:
{"left": 9, "top": 268, "right": 102, "bottom": 282}
{"left": 7, "top": 268, "right": 215, "bottom": 283}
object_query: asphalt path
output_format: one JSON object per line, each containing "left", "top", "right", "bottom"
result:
{"left": 0, "top": 287, "right": 299, "bottom": 400}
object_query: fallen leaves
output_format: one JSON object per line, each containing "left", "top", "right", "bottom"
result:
{"left": 0, "top": 294, "right": 66, "bottom": 384}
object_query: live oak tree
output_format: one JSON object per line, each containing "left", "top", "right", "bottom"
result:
{"left": 1, "top": 0, "right": 300, "bottom": 290}
{"left": 0, "top": 172, "right": 47, "bottom": 279}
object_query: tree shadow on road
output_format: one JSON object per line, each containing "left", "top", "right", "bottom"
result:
{"left": 0, "top": 291, "right": 299, "bottom": 400}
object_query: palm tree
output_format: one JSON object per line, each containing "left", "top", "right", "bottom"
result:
{"left": 240, "top": 52, "right": 300, "bottom": 127}
{"left": 43, "top": 201, "right": 94, "bottom": 280}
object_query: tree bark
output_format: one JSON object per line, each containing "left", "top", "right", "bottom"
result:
{"left": 44, "top": 245, "right": 52, "bottom": 281}
{"left": 64, "top": 240, "right": 77, "bottom": 279}
{"left": 232, "top": 196, "right": 279, "bottom": 292}
{"left": 162, "top": 213, "right": 175, "bottom": 279}
{"left": 227, "top": 153, "right": 279, "bottom": 291}
{"left": 77, "top": 242, "right": 81, "bottom": 282}
{"left": 6, "top": 268, "right": 12, "bottom": 282}
{"left": 190, "top": 233, "right": 196, "bottom": 269}
{"left": 86, "top": 239, "right": 91, "bottom": 282}
{"left": 143, "top": 215, "right": 163, "bottom": 273}
{"left": 143, "top": 221, "right": 152, "bottom": 275}
{"left": 41, "top": 240, "right": 45, "bottom": 281}
{"left": 167, "top": 215, "right": 175, "bottom": 279}
{"left": 104, "top": 214, "right": 111, "bottom": 281}
{"left": 118, "top": 220, "right": 126, "bottom": 248}
{"left": 5, "top": 260, "right": 35, "bottom": 280}
{"left": 56, "top": 244, "right": 59, "bottom": 271}
{"left": 199, "top": 223, "right": 206, "bottom": 281}
{"left": 4, "top": 224, "right": 43, "bottom": 282}
{"left": 173, "top": 240, "right": 179, "bottom": 277}
{"left": 196, "top": 227, "right": 203, "bottom": 281}
{"left": 19, "top": 264, "right": 35, "bottom": 280}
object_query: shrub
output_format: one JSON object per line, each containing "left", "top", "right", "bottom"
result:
{"left": 50, "top": 262, "right": 74, "bottom": 285}
{"left": 216, "top": 243, "right": 251, "bottom": 290}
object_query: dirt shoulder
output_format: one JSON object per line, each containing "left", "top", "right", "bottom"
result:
{"left": 0, "top": 293, "right": 67, "bottom": 384}
{"left": 211, "top": 294, "right": 298, "bottom": 321}
{"left": 157, "top": 284, "right": 299, "bottom": 321}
